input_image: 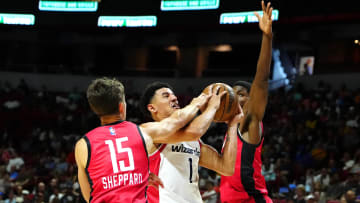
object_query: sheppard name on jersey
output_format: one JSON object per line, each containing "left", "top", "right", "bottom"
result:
{"left": 102, "top": 173, "right": 143, "bottom": 190}
{"left": 171, "top": 144, "right": 200, "bottom": 157}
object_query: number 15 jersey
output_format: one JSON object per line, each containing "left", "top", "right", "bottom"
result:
{"left": 84, "top": 121, "right": 149, "bottom": 203}
{"left": 148, "top": 141, "right": 202, "bottom": 203}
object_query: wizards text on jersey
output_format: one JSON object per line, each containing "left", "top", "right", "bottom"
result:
{"left": 171, "top": 144, "right": 200, "bottom": 157}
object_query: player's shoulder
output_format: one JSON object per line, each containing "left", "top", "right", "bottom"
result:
{"left": 75, "top": 138, "right": 87, "bottom": 151}
{"left": 74, "top": 138, "right": 88, "bottom": 168}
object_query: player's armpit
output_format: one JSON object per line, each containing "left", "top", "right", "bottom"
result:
{"left": 239, "top": 114, "right": 262, "bottom": 145}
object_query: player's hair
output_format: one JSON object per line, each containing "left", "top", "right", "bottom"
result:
{"left": 233, "top": 80, "right": 252, "bottom": 92}
{"left": 87, "top": 77, "right": 125, "bottom": 116}
{"left": 140, "top": 82, "right": 173, "bottom": 119}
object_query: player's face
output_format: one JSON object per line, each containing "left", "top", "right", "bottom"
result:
{"left": 151, "top": 88, "right": 179, "bottom": 119}
{"left": 233, "top": 85, "right": 249, "bottom": 107}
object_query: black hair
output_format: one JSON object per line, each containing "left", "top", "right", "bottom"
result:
{"left": 139, "top": 82, "right": 173, "bottom": 119}
{"left": 233, "top": 80, "right": 252, "bottom": 92}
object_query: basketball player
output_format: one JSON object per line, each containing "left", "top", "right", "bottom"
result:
{"left": 140, "top": 82, "right": 243, "bottom": 203}
{"left": 219, "top": 1, "right": 274, "bottom": 203}
{"left": 75, "top": 77, "right": 220, "bottom": 202}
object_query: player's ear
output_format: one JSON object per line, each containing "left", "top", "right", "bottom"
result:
{"left": 147, "top": 104, "right": 157, "bottom": 114}
{"left": 119, "top": 102, "right": 126, "bottom": 120}
{"left": 119, "top": 102, "right": 125, "bottom": 113}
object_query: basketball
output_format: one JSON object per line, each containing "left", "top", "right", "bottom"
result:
{"left": 202, "top": 83, "right": 238, "bottom": 122}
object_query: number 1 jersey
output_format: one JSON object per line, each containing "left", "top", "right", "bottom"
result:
{"left": 148, "top": 141, "right": 202, "bottom": 203}
{"left": 84, "top": 121, "right": 149, "bottom": 203}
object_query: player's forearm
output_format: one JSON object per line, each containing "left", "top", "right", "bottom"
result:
{"left": 220, "top": 125, "right": 238, "bottom": 176}
{"left": 168, "top": 103, "right": 200, "bottom": 134}
{"left": 247, "top": 33, "right": 271, "bottom": 121}
{"left": 254, "top": 33, "right": 272, "bottom": 85}
{"left": 144, "top": 103, "right": 200, "bottom": 143}
{"left": 183, "top": 107, "right": 217, "bottom": 139}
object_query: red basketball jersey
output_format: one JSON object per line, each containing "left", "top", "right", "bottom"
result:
{"left": 220, "top": 123, "right": 269, "bottom": 202}
{"left": 84, "top": 121, "right": 149, "bottom": 203}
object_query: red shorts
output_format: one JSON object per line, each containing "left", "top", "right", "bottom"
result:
{"left": 222, "top": 195, "right": 273, "bottom": 203}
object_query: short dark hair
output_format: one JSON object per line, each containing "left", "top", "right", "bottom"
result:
{"left": 140, "top": 82, "right": 173, "bottom": 119}
{"left": 233, "top": 80, "right": 252, "bottom": 92}
{"left": 87, "top": 77, "right": 125, "bottom": 116}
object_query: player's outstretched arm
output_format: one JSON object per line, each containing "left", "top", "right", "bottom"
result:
{"left": 247, "top": 1, "right": 273, "bottom": 120}
{"left": 241, "top": 1, "right": 273, "bottom": 139}
{"left": 139, "top": 92, "right": 210, "bottom": 144}
{"left": 199, "top": 105, "right": 243, "bottom": 176}
{"left": 75, "top": 138, "right": 91, "bottom": 203}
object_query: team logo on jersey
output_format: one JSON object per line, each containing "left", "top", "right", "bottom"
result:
{"left": 109, "top": 127, "right": 116, "bottom": 135}
{"left": 171, "top": 144, "right": 200, "bottom": 157}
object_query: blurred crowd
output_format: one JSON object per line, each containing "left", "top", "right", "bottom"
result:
{"left": 199, "top": 82, "right": 360, "bottom": 203}
{"left": 0, "top": 79, "right": 359, "bottom": 203}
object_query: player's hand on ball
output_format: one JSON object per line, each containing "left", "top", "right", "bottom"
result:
{"left": 208, "top": 85, "right": 227, "bottom": 110}
{"left": 201, "top": 83, "right": 238, "bottom": 122}
{"left": 228, "top": 104, "right": 244, "bottom": 126}
{"left": 190, "top": 90, "right": 211, "bottom": 110}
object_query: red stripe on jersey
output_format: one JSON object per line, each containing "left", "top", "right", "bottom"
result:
{"left": 251, "top": 138, "right": 268, "bottom": 194}
{"left": 85, "top": 121, "right": 149, "bottom": 203}
{"left": 220, "top": 122, "right": 268, "bottom": 201}
{"left": 148, "top": 144, "right": 167, "bottom": 203}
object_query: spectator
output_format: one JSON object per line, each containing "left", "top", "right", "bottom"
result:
{"left": 4, "top": 189, "right": 16, "bottom": 203}
{"left": 294, "top": 184, "right": 306, "bottom": 203}
{"left": 1, "top": 78, "right": 360, "bottom": 202}
{"left": 59, "top": 183, "right": 78, "bottom": 203}
{"left": 314, "top": 168, "right": 330, "bottom": 189}
{"left": 49, "top": 187, "right": 63, "bottom": 203}
{"left": 340, "top": 190, "right": 356, "bottom": 203}
{"left": 6, "top": 151, "right": 24, "bottom": 173}
{"left": 326, "top": 172, "right": 344, "bottom": 200}
{"left": 305, "top": 194, "right": 316, "bottom": 203}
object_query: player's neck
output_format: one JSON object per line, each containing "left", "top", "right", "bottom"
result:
{"left": 100, "top": 114, "right": 124, "bottom": 125}
{"left": 152, "top": 114, "right": 164, "bottom": 122}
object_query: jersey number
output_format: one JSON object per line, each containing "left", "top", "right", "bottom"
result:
{"left": 188, "top": 158, "right": 193, "bottom": 183}
{"left": 105, "top": 137, "right": 135, "bottom": 173}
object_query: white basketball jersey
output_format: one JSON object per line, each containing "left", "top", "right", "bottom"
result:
{"left": 148, "top": 141, "right": 202, "bottom": 203}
